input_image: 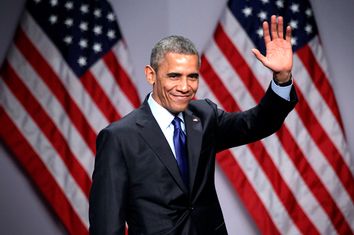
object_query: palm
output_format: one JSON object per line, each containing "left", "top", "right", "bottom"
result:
{"left": 263, "top": 37, "right": 292, "bottom": 73}
{"left": 252, "top": 15, "right": 293, "bottom": 82}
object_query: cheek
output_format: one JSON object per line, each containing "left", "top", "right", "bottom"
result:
{"left": 191, "top": 81, "right": 199, "bottom": 93}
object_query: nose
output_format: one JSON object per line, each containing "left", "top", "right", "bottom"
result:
{"left": 177, "top": 77, "right": 189, "bottom": 92}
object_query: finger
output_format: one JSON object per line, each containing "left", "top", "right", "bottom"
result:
{"left": 252, "top": 48, "right": 267, "bottom": 65}
{"left": 271, "top": 15, "right": 278, "bottom": 39}
{"left": 277, "top": 16, "right": 284, "bottom": 39}
{"left": 285, "top": 25, "right": 292, "bottom": 43}
{"left": 262, "top": 21, "right": 271, "bottom": 45}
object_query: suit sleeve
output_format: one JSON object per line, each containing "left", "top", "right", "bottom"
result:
{"left": 215, "top": 84, "right": 298, "bottom": 152}
{"left": 89, "top": 128, "right": 128, "bottom": 235}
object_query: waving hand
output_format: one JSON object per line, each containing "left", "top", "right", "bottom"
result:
{"left": 252, "top": 15, "right": 293, "bottom": 83}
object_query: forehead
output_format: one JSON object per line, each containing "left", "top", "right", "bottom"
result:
{"left": 159, "top": 52, "right": 199, "bottom": 70}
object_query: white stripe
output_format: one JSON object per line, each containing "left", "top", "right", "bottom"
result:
{"left": 7, "top": 45, "right": 94, "bottom": 177}
{"left": 294, "top": 54, "right": 351, "bottom": 163}
{"left": 309, "top": 40, "right": 354, "bottom": 175}
{"left": 90, "top": 58, "right": 134, "bottom": 117}
{"left": 307, "top": 37, "right": 331, "bottom": 80}
{"left": 0, "top": 80, "right": 89, "bottom": 228}
{"left": 230, "top": 146, "right": 300, "bottom": 234}
{"left": 221, "top": 9, "right": 272, "bottom": 89}
{"left": 21, "top": 11, "right": 109, "bottom": 133}
{"left": 203, "top": 45, "right": 336, "bottom": 233}
{"left": 114, "top": 40, "right": 135, "bottom": 81}
{"left": 284, "top": 103, "right": 354, "bottom": 231}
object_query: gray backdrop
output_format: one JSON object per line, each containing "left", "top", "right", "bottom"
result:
{"left": 1, "top": 0, "right": 353, "bottom": 234}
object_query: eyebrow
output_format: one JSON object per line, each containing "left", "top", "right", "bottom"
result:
{"left": 167, "top": 72, "right": 182, "bottom": 77}
{"left": 166, "top": 72, "right": 199, "bottom": 78}
{"left": 189, "top": 73, "right": 199, "bottom": 78}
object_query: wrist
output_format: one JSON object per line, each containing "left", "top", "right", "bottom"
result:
{"left": 273, "top": 72, "right": 292, "bottom": 87}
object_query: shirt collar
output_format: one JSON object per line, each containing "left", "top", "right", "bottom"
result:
{"left": 147, "top": 93, "right": 185, "bottom": 130}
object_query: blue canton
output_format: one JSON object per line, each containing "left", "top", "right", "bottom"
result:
{"left": 27, "top": 0, "right": 122, "bottom": 77}
{"left": 228, "top": 0, "right": 318, "bottom": 54}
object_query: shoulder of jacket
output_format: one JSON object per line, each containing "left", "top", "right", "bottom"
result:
{"left": 189, "top": 98, "right": 217, "bottom": 111}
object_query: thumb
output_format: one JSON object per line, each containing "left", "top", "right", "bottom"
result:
{"left": 252, "top": 48, "right": 267, "bottom": 65}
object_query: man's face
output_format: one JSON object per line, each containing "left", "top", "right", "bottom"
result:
{"left": 145, "top": 52, "right": 199, "bottom": 114}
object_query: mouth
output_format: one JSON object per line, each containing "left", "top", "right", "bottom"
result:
{"left": 170, "top": 94, "right": 192, "bottom": 102}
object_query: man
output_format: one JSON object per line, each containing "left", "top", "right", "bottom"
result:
{"left": 89, "top": 15, "right": 297, "bottom": 235}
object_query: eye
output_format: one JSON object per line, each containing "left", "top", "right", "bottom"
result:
{"left": 188, "top": 73, "right": 199, "bottom": 81}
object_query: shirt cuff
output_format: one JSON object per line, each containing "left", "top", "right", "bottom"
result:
{"left": 271, "top": 79, "right": 292, "bottom": 101}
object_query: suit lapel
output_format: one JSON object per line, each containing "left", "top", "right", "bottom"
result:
{"left": 184, "top": 109, "right": 202, "bottom": 192}
{"left": 136, "top": 101, "right": 188, "bottom": 193}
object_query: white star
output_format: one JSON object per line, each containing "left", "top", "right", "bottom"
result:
{"left": 93, "top": 43, "right": 102, "bottom": 53}
{"left": 49, "top": 15, "right": 58, "bottom": 24}
{"left": 256, "top": 27, "right": 263, "bottom": 38}
{"left": 261, "top": 0, "right": 269, "bottom": 4}
{"left": 78, "top": 56, "right": 87, "bottom": 67}
{"left": 107, "top": 30, "right": 116, "bottom": 39}
{"left": 33, "top": 0, "right": 41, "bottom": 4}
{"left": 50, "top": 0, "right": 58, "bottom": 6}
{"left": 93, "top": 25, "right": 102, "bottom": 35}
{"left": 64, "top": 18, "right": 73, "bottom": 27}
{"left": 80, "top": 4, "right": 89, "bottom": 14}
{"left": 290, "top": 3, "right": 300, "bottom": 13}
{"left": 305, "top": 24, "right": 313, "bottom": 34}
{"left": 65, "top": 1, "right": 73, "bottom": 10}
{"left": 94, "top": 9, "right": 102, "bottom": 18}
{"left": 289, "top": 20, "right": 298, "bottom": 29}
{"left": 107, "top": 12, "right": 115, "bottom": 21}
{"left": 291, "top": 37, "right": 297, "bottom": 46}
{"left": 242, "top": 7, "right": 252, "bottom": 17}
{"left": 276, "top": 0, "right": 284, "bottom": 8}
{"left": 305, "top": 8, "right": 312, "bottom": 17}
{"left": 79, "top": 22, "right": 88, "bottom": 31}
{"left": 257, "top": 11, "right": 267, "bottom": 21}
{"left": 63, "top": 36, "right": 72, "bottom": 45}
{"left": 79, "top": 39, "right": 88, "bottom": 48}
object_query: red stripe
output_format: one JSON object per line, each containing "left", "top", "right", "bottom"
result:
{"left": 1, "top": 61, "right": 91, "bottom": 198}
{"left": 294, "top": 88, "right": 354, "bottom": 202}
{"left": 216, "top": 150, "right": 280, "bottom": 235}
{"left": 103, "top": 50, "right": 140, "bottom": 108}
{"left": 0, "top": 107, "right": 88, "bottom": 235}
{"left": 277, "top": 126, "right": 353, "bottom": 234}
{"left": 214, "top": 23, "right": 354, "bottom": 233}
{"left": 15, "top": 28, "right": 96, "bottom": 154}
{"left": 200, "top": 55, "right": 238, "bottom": 112}
{"left": 80, "top": 70, "right": 121, "bottom": 122}
{"left": 213, "top": 24, "right": 263, "bottom": 101}
{"left": 297, "top": 45, "right": 345, "bottom": 132}
{"left": 200, "top": 55, "right": 319, "bottom": 234}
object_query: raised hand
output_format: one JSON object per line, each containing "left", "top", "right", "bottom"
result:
{"left": 252, "top": 15, "right": 293, "bottom": 83}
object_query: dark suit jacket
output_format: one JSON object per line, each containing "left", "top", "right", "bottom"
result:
{"left": 89, "top": 85, "right": 297, "bottom": 235}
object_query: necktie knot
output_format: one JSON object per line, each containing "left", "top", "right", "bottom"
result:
{"left": 172, "top": 116, "right": 182, "bottom": 131}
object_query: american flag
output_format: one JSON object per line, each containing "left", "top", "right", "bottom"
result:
{"left": 197, "top": 0, "right": 354, "bottom": 234}
{"left": 0, "top": 0, "right": 139, "bottom": 234}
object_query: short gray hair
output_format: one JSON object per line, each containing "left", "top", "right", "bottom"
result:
{"left": 150, "top": 35, "right": 200, "bottom": 71}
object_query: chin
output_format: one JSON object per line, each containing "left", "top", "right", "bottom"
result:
{"left": 169, "top": 105, "right": 188, "bottom": 114}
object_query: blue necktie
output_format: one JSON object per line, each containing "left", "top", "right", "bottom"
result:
{"left": 172, "top": 117, "right": 189, "bottom": 188}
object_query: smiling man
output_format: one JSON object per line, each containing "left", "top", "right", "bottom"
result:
{"left": 89, "top": 16, "right": 298, "bottom": 235}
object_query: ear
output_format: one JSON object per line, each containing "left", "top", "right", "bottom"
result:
{"left": 145, "top": 65, "right": 156, "bottom": 85}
